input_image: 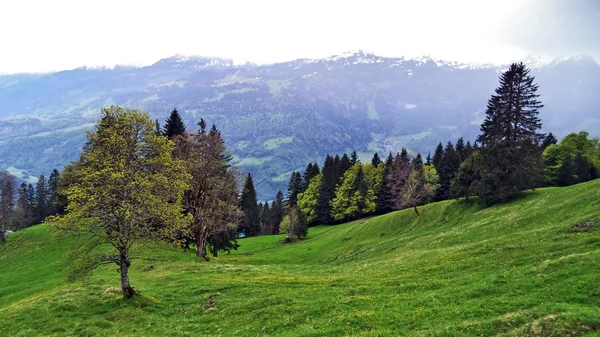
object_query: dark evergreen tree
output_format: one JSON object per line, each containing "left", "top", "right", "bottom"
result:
{"left": 208, "top": 227, "right": 239, "bottom": 257}
{"left": 541, "top": 132, "right": 557, "bottom": 149}
{"left": 287, "top": 171, "right": 303, "bottom": 207}
{"left": 302, "top": 162, "right": 320, "bottom": 191}
{"left": 376, "top": 162, "right": 395, "bottom": 214}
{"left": 163, "top": 108, "right": 186, "bottom": 139}
{"left": 35, "top": 175, "right": 48, "bottom": 221}
{"left": 260, "top": 202, "right": 272, "bottom": 234}
{"left": 316, "top": 155, "right": 337, "bottom": 224}
{"left": 437, "top": 142, "right": 461, "bottom": 201}
{"left": 465, "top": 141, "right": 474, "bottom": 158}
{"left": 432, "top": 142, "right": 444, "bottom": 172}
{"left": 371, "top": 152, "right": 382, "bottom": 167}
{"left": 350, "top": 151, "right": 359, "bottom": 165}
{"left": 474, "top": 63, "right": 544, "bottom": 204}
{"left": 339, "top": 153, "right": 352, "bottom": 177}
{"left": 385, "top": 152, "right": 394, "bottom": 167}
{"left": 425, "top": 152, "right": 432, "bottom": 166}
{"left": 47, "top": 169, "right": 60, "bottom": 215}
{"left": 451, "top": 152, "right": 481, "bottom": 201}
{"left": 456, "top": 137, "right": 467, "bottom": 162}
{"left": 240, "top": 173, "right": 261, "bottom": 236}
{"left": 271, "top": 191, "right": 285, "bottom": 234}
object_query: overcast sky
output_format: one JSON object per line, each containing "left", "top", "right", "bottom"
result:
{"left": 0, "top": 0, "right": 598, "bottom": 74}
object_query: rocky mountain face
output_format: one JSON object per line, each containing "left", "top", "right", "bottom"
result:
{"left": 1, "top": 51, "right": 598, "bottom": 200}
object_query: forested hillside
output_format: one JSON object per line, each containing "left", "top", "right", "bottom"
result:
{"left": 1, "top": 180, "right": 599, "bottom": 336}
{"left": 1, "top": 52, "right": 599, "bottom": 199}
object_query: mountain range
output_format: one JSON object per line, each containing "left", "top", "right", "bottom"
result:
{"left": 1, "top": 50, "right": 599, "bottom": 200}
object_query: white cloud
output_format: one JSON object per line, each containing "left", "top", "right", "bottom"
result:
{"left": 404, "top": 103, "right": 417, "bottom": 110}
{"left": 0, "top": 0, "right": 542, "bottom": 74}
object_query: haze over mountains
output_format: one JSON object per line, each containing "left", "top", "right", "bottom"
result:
{"left": 0, "top": 50, "right": 599, "bottom": 199}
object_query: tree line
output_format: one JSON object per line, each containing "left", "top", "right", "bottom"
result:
{"left": 0, "top": 169, "right": 61, "bottom": 243}
{"left": 1, "top": 62, "right": 599, "bottom": 300}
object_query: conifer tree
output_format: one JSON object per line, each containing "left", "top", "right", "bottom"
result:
{"left": 350, "top": 151, "right": 359, "bottom": 165}
{"left": 260, "top": 202, "right": 272, "bottom": 234}
{"left": 287, "top": 171, "right": 303, "bottom": 207}
{"left": 541, "top": 132, "right": 557, "bottom": 149}
{"left": 376, "top": 163, "right": 395, "bottom": 214}
{"left": 302, "top": 162, "right": 320, "bottom": 191}
{"left": 456, "top": 137, "right": 467, "bottom": 162}
{"left": 163, "top": 108, "right": 186, "bottom": 139}
{"left": 271, "top": 191, "right": 285, "bottom": 234}
{"left": 27, "top": 184, "right": 35, "bottom": 218}
{"left": 432, "top": 142, "right": 444, "bottom": 172}
{"left": 385, "top": 152, "right": 394, "bottom": 166}
{"left": 465, "top": 141, "right": 474, "bottom": 158}
{"left": 339, "top": 153, "right": 352, "bottom": 177}
{"left": 425, "top": 152, "right": 432, "bottom": 165}
{"left": 316, "top": 155, "right": 337, "bottom": 224}
{"left": 35, "top": 175, "right": 48, "bottom": 221}
{"left": 437, "top": 142, "right": 461, "bottom": 201}
{"left": 474, "top": 63, "right": 544, "bottom": 204}
{"left": 371, "top": 152, "right": 382, "bottom": 167}
{"left": 240, "top": 173, "right": 261, "bottom": 237}
{"left": 47, "top": 169, "right": 60, "bottom": 216}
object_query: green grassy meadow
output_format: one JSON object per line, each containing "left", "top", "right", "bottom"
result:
{"left": 1, "top": 180, "right": 600, "bottom": 336}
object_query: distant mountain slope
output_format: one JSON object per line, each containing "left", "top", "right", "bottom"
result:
{"left": 1, "top": 180, "right": 599, "bottom": 335}
{"left": 1, "top": 52, "right": 599, "bottom": 199}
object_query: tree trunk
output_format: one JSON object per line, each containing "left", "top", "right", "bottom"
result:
{"left": 119, "top": 250, "right": 135, "bottom": 300}
{"left": 0, "top": 230, "right": 5, "bottom": 244}
{"left": 212, "top": 244, "right": 219, "bottom": 258}
{"left": 413, "top": 206, "right": 420, "bottom": 216}
{"left": 196, "top": 237, "right": 207, "bottom": 259}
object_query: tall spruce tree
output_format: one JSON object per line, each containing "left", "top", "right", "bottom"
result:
{"left": 456, "top": 137, "right": 467, "bottom": 162}
{"left": 47, "top": 169, "right": 60, "bottom": 216}
{"left": 432, "top": 142, "right": 444, "bottom": 172}
{"left": 240, "top": 173, "right": 261, "bottom": 237}
{"left": 474, "top": 63, "right": 544, "bottom": 204}
{"left": 316, "top": 155, "right": 337, "bottom": 224}
{"left": 437, "top": 142, "right": 461, "bottom": 201}
{"left": 271, "top": 191, "right": 285, "bottom": 234}
{"left": 163, "top": 108, "right": 186, "bottom": 139}
{"left": 35, "top": 175, "right": 48, "bottom": 221}
{"left": 371, "top": 152, "right": 382, "bottom": 167}
{"left": 302, "top": 162, "right": 320, "bottom": 191}
{"left": 287, "top": 171, "right": 303, "bottom": 207}
{"left": 350, "top": 151, "right": 359, "bottom": 165}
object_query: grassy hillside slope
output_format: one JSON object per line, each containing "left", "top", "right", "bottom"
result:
{"left": 1, "top": 180, "right": 600, "bottom": 336}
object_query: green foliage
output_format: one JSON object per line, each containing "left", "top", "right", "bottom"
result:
{"left": 50, "top": 106, "right": 189, "bottom": 298}
{"left": 279, "top": 206, "right": 307, "bottom": 240}
{"left": 451, "top": 152, "right": 480, "bottom": 200}
{"left": 331, "top": 164, "right": 376, "bottom": 221}
{"left": 474, "top": 63, "right": 544, "bottom": 204}
{"left": 542, "top": 131, "right": 600, "bottom": 186}
{"left": 297, "top": 173, "right": 322, "bottom": 225}
{"left": 2, "top": 180, "right": 600, "bottom": 335}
